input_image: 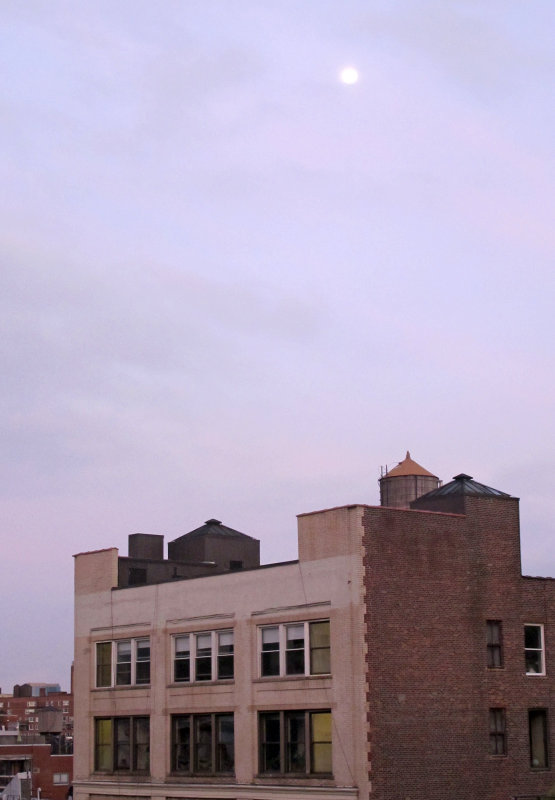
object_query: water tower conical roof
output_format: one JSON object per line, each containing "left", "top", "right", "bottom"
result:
{"left": 384, "top": 451, "right": 437, "bottom": 479}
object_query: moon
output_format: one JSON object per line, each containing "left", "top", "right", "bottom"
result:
{"left": 340, "top": 66, "right": 359, "bottom": 85}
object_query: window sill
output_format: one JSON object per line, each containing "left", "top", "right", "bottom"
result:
{"left": 254, "top": 774, "right": 334, "bottom": 784}
{"left": 168, "top": 679, "right": 235, "bottom": 688}
{"left": 92, "top": 685, "right": 151, "bottom": 692}
{"left": 91, "top": 772, "right": 151, "bottom": 780}
{"left": 525, "top": 672, "right": 547, "bottom": 677}
{"left": 166, "top": 773, "right": 235, "bottom": 782}
{"left": 253, "top": 673, "right": 332, "bottom": 683}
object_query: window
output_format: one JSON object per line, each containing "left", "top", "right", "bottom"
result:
{"left": 524, "top": 625, "right": 545, "bottom": 675}
{"left": 173, "top": 630, "right": 233, "bottom": 682}
{"left": 53, "top": 774, "right": 69, "bottom": 784}
{"left": 95, "top": 638, "right": 150, "bottom": 687}
{"left": 489, "top": 709, "right": 506, "bottom": 755}
{"left": 128, "top": 567, "right": 147, "bottom": 585}
{"left": 259, "top": 710, "right": 332, "bottom": 775}
{"left": 260, "top": 621, "right": 330, "bottom": 677}
{"left": 486, "top": 621, "right": 503, "bottom": 668}
{"left": 94, "top": 716, "right": 150, "bottom": 772}
{"left": 529, "top": 709, "right": 549, "bottom": 768}
{"left": 171, "top": 714, "right": 234, "bottom": 774}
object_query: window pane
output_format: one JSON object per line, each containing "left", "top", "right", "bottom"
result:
{"left": 194, "top": 715, "right": 213, "bottom": 772}
{"left": 310, "top": 621, "right": 330, "bottom": 648}
{"left": 286, "top": 712, "right": 306, "bottom": 773}
{"left": 95, "top": 719, "right": 112, "bottom": 771}
{"left": 175, "top": 634, "right": 190, "bottom": 655}
{"left": 526, "top": 651, "right": 543, "bottom": 674}
{"left": 116, "top": 641, "right": 132, "bottom": 685}
{"left": 262, "top": 627, "right": 279, "bottom": 648}
{"left": 136, "top": 640, "right": 150, "bottom": 659}
{"left": 96, "top": 642, "right": 112, "bottom": 687}
{"left": 530, "top": 709, "right": 548, "bottom": 768}
{"left": 489, "top": 709, "right": 506, "bottom": 756}
{"left": 218, "top": 655, "right": 234, "bottom": 679}
{"left": 173, "top": 716, "right": 190, "bottom": 772}
{"left": 196, "top": 634, "right": 212, "bottom": 680}
{"left": 286, "top": 625, "right": 305, "bottom": 675}
{"left": 133, "top": 717, "right": 150, "bottom": 771}
{"left": 286, "top": 649, "right": 305, "bottom": 674}
{"left": 487, "top": 621, "right": 500, "bottom": 646}
{"left": 260, "top": 713, "right": 281, "bottom": 772}
{"left": 525, "top": 625, "right": 542, "bottom": 649}
{"left": 261, "top": 627, "right": 280, "bottom": 676}
{"left": 310, "top": 621, "right": 331, "bottom": 674}
{"left": 136, "top": 640, "right": 150, "bottom": 685}
{"left": 218, "top": 632, "right": 234, "bottom": 679}
{"left": 286, "top": 624, "right": 305, "bottom": 648}
{"left": 175, "top": 657, "right": 190, "bottom": 682}
{"left": 115, "top": 718, "right": 131, "bottom": 770}
{"left": 218, "top": 631, "right": 233, "bottom": 652}
{"left": 216, "top": 715, "right": 234, "bottom": 772}
{"left": 311, "top": 712, "right": 332, "bottom": 774}
{"left": 175, "top": 635, "right": 190, "bottom": 682}
{"left": 313, "top": 742, "right": 332, "bottom": 773}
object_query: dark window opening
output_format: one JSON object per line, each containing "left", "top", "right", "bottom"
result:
{"left": 486, "top": 621, "right": 503, "bottom": 668}
{"left": 529, "top": 709, "right": 549, "bottom": 768}
{"left": 259, "top": 710, "right": 332, "bottom": 775}
{"left": 489, "top": 708, "right": 506, "bottom": 755}
{"left": 171, "top": 713, "right": 234, "bottom": 775}
{"left": 128, "top": 568, "right": 147, "bottom": 586}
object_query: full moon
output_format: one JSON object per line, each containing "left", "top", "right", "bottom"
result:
{"left": 340, "top": 66, "right": 359, "bottom": 85}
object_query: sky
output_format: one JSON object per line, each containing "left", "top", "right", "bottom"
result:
{"left": 1, "top": 0, "right": 554, "bottom": 692}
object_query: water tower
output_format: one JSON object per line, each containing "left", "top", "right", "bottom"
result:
{"left": 379, "top": 451, "right": 440, "bottom": 508}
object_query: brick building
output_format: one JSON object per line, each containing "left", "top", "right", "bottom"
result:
{"left": 73, "top": 456, "right": 555, "bottom": 800}
{"left": 0, "top": 685, "right": 73, "bottom": 736}
{"left": 0, "top": 733, "right": 73, "bottom": 800}
{"left": 0, "top": 684, "right": 74, "bottom": 800}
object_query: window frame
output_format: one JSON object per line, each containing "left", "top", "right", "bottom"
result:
{"left": 258, "top": 709, "right": 332, "bottom": 776}
{"left": 486, "top": 620, "right": 503, "bottom": 669}
{"left": 259, "top": 620, "right": 330, "bottom": 678}
{"left": 171, "top": 713, "right": 235, "bottom": 775}
{"left": 95, "top": 638, "right": 151, "bottom": 688}
{"left": 529, "top": 708, "right": 549, "bottom": 769}
{"left": 52, "top": 773, "right": 69, "bottom": 785}
{"left": 172, "top": 629, "right": 234, "bottom": 683}
{"left": 488, "top": 708, "right": 506, "bottom": 756}
{"left": 524, "top": 624, "right": 545, "bottom": 676}
{"left": 94, "top": 716, "right": 150, "bottom": 773}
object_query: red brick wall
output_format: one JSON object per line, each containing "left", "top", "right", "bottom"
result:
{"left": 363, "top": 497, "right": 555, "bottom": 800}
{"left": 0, "top": 744, "right": 73, "bottom": 800}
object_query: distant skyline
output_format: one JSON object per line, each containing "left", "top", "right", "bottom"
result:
{"left": 1, "top": 0, "right": 554, "bottom": 692}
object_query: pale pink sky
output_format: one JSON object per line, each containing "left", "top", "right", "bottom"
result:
{"left": 1, "top": 0, "right": 554, "bottom": 691}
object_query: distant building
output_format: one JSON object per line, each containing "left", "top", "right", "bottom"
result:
{"left": 0, "top": 685, "right": 73, "bottom": 737}
{"left": 0, "top": 683, "right": 73, "bottom": 800}
{"left": 73, "top": 456, "right": 555, "bottom": 800}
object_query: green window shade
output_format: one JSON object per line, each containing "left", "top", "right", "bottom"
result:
{"left": 96, "top": 642, "right": 112, "bottom": 687}
{"left": 311, "top": 712, "right": 332, "bottom": 773}
{"left": 310, "top": 621, "right": 330, "bottom": 674}
{"left": 95, "top": 719, "right": 113, "bottom": 771}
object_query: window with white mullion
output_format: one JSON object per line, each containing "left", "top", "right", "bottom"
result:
{"left": 195, "top": 633, "right": 212, "bottom": 681}
{"left": 525, "top": 624, "right": 545, "bottom": 675}
{"left": 173, "top": 630, "right": 234, "bottom": 683}
{"left": 96, "top": 638, "right": 150, "bottom": 688}
{"left": 285, "top": 623, "right": 306, "bottom": 675}
{"left": 260, "top": 620, "right": 331, "bottom": 678}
